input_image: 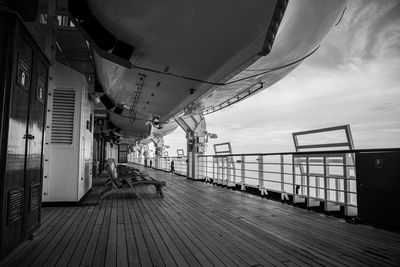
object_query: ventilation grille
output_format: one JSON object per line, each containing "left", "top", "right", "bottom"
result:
{"left": 51, "top": 88, "right": 75, "bottom": 144}
{"left": 8, "top": 189, "right": 24, "bottom": 224}
{"left": 30, "top": 183, "right": 41, "bottom": 211}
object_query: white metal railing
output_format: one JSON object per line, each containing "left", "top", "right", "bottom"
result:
{"left": 197, "top": 151, "right": 357, "bottom": 216}
{"left": 130, "top": 156, "right": 188, "bottom": 176}
{"left": 156, "top": 156, "right": 188, "bottom": 176}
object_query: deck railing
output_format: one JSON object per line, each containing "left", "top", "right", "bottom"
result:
{"left": 128, "top": 148, "right": 400, "bottom": 217}
{"left": 198, "top": 151, "right": 357, "bottom": 216}
{"left": 156, "top": 156, "right": 188, "bottom": 176}
{"left": 127, "top": 156, "right": 188, "bottom": 176}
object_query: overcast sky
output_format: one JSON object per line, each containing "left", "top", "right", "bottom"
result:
{"left": 164, "top": 0, "right": 400, "bottom": 156}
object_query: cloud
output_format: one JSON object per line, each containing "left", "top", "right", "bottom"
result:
{"left": 368, "top": 102, "right": 397, "bottom": 112}
{"left": 309, "top": 0, "right": 400, "bottom": 67}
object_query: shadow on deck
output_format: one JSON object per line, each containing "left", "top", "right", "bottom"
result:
{"left": 1, "top": 166, "right": 400, "bottom": 266}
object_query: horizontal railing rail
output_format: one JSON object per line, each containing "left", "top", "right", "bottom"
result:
{"left": 206, "top": 147, "right": 400, "bottom": 158}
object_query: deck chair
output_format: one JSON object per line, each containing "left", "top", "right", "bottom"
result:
{"left": 116, "top": 162, "right": 166, "bottom": 197}
{"left": 100, "top": 159, "right": 131, "bottom": 198}
{"left": 116, "top": 164, "right": 144, "bottom": 176}
{"left": 101, "top": 159, "right": 165, "bottom": 198}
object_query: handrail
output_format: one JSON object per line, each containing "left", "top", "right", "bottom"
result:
{"left": 197, "top": 147, "right": 400, "bottom": 158}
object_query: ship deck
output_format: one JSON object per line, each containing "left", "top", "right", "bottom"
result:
{"left": 1, "top": 165, "right": 400, "bottom": 267}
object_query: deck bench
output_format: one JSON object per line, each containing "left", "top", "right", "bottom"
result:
{"left": 101, "top": 159, "right": 166, "bottom": 198}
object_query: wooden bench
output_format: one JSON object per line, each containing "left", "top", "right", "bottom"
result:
{"left": 101, "top": 159, "right": 166, "bottom": 198}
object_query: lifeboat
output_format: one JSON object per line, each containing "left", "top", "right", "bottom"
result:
{"left": 68, "top": 0, "right": 347, "bottom": 140}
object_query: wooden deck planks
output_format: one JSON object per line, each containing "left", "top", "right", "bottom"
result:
{"left": 0, "top": 207, "right": 65, "bottom": 265}
{"left": 170, "top": 186, "right": 339, "bottom": 265}
{"left": 137, "top": 198, "right": 189, "bottom": 267}
{"left": 164, "top": 184, "right": 307, "bottom": 266}
{"left": 80, "top": 194, "right": 109, "bottom": 267}
{"left": 1, "top": 168, "right": 400, "bottom": 267}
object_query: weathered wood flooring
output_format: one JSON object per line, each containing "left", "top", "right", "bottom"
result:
{"left": 1, "top": 165, "right": 400, "bottom": 267}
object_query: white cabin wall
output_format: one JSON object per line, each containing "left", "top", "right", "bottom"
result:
{"left": 43, "top": 63, "right": 93, "bottom": 202}
{"left": 77, "top": 80, "right": 94, "bottom": 200}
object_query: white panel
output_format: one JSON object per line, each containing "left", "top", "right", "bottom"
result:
{"left": 43, "top": 63, "right": 93, "bottom": 202}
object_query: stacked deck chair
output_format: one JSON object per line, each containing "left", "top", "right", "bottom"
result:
{"left": 101, "top": 159, "right": 166, "bottom": 198}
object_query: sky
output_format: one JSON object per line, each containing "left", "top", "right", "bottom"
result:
{"left": 164, "top": 0, "right": 400, "bottom": 156}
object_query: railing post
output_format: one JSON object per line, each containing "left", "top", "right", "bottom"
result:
{"left": 280, "top": 155, "right": 289, "bottom": 201}
{"left": 227, "top": 156, "right": 235, "bottom": 187}
{"left": 306, "top": 157, "right": 310, "bottom": 205}
{"left": 324, "top": 156, "right": 328, "bottom": 203}
{"left": 343, "top": 154, "right": 348, "bottom": 214}
{"left": 292, "top": 155, "right": 305, "bottom": 204}
{"left": 216, "top": 158, "right": 221, "bottom": 185}
{"left": 306, "top": 157, "right": 320, "bottom": 208}
{"left": 343, "top": 153, "right": 357, "bottom": 216}
{"left": 212, "top": 157, "right": 216, "bottom": 184}
{"left": 281, "top": 155, "right": 284, "bottom": 193}
{"left": 241, "top": 155, "right": 245, "bottom": 191}
{"left": 335, "top": 158, "right": 340, "bottom": 204}
{"left": 232, "top": 157, "right": 236, "bottom": 185}
{"left": 209, "top": 156, "right": 212, "bottom": 180}
{"left": 258, "top": 155, "right": 267, "bottom": 196}
{"left": 205, "top": 156, "right": 208, "bottom": 181}
{"left": 223, "top": 157, "right": 227, "bottom": 186}
{"left": 226, "top": 156, "right": 231, "bottom": 186}
{"left": 324, "top": 156, "right": 340, "bottom": 212}
{"left": 292, "top": 155, "right": 296, "bottom": 200}
{"left": 197, "top": 156, "right": 200, "bottom": 180}
{"left": 301, "top": 160, "right": 306, "bottom": 196}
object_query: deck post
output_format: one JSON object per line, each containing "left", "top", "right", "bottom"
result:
{"left": 241, "top": 155, "right": 245, "bottom": 190}
{"left": 216, "top": 158, "right": 221, "bottom": 185}
{"left": 212, "top": 157, "right": 216, "bottom": 184}
{"left": 258, "top": 155, "right": 267, "bottom": 196}
{"left": 324, "top": 156, "right": 340, "bottom": 212}
{"left": 227, "top": 156, "right": 235, "bottom": 187}
{"left": 292, "top": 155, "right": 305, "bottom": 204}
{"left": 343, "top": 154, "right": 357, "bottom": 216}
{"left": 231, "top": 156, "right": 237, "bottom": 186}
{"left": 280, "top": 155, "right": 289, "bottom": 201}
{"left": 204, "top": 156, "right": 208, "bottom": 181}
{"left": 223, "top": 157, "right": 228, "bottom": 186}
{"left": 306, "top": 157, "right": 319, "bottom": 207}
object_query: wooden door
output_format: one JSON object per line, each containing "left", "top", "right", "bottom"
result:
{"left": 24, "top": 53, "right": 48, "bottom": 233}
{"left": 2, "top": 25, "right": 33, "bottom": 250}
{"left": 1, "top": 15, "right": 49, "bottom": 256}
